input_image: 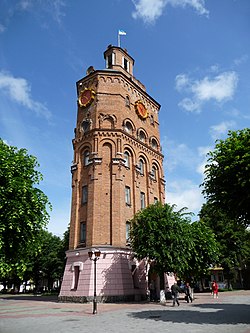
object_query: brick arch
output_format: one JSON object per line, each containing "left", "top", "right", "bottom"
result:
{"left": 77, "top": 143, "right": 92, "bottom": 164}
{"left": 149, "top": 136, "right": 160, "bottom": 151}
{"left": 99, "top": 113, "right": 117, "bottom": 129}
{"left": 123, "top": 145, "right": 136, "bottom": 169}
{"left": 137, "top": 127, "right": 148, "bottom": 144}
{"left": 150, "top": 160, "right": 161, "bottom": 180}
{"left": 99, "top": 138, "right": 116, "bottom": 158}
{"left": 122, "top": 118, "right": 135, "bottom": 135}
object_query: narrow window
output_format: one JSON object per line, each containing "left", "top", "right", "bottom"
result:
{"left": 154, "top": 197, "right": 158, "bottom": 204}
{"left": 107, "top": 54, "right": 112, "bottom": 68}
{"left": 83, "top": 151, "right": 90, "bottom": 166}
{"left": 139, "top": 131, "right": 146, "bottom": 143}
{"left": 151, "top": 138, "right": 158, "bottom": 150}
{"left": 140, "top": 192, "right": 146, "bottom": 209}
{"left": 80, "top": 222, "right": 86, "bottom": 243}
{"left": 126, "top": 222, "right": 131, "bottom": 243}
{"left": 123, "top": 58, "right": 129, "bottom": 71}
{"left": 138, "top": 159, "right": 144, "bottom": 175}
{"left": 124, "top": 151, "right": 130, "bottom": 168}
{"left": 125, "top": 186, "right": 131, "bottom": 205}
{"left": 73, "top": 266, "right": 80, "bottom": 290}
{"left": 151, "top": 166, "right": 157, "bottom": 179}
{"left": 82, "top": 185, "right": 88, "bottom": 204}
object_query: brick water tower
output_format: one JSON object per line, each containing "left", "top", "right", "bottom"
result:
{"left": 59, "top": 45, "right": 165, "bottom": 302}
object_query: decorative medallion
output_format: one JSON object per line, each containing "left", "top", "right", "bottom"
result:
{"left": 78, "top": 88, "right": 96, "bottom": 108}
{"left": 135, "top": 100, "right": 148, "bottom": 119}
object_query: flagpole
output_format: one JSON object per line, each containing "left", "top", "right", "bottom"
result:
{"left": 118, "top": 30, "right": 126, "bottom": 48}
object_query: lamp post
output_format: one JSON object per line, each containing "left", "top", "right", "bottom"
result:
{"left": 88, "top": 249, "right": 101, "bottom": 314}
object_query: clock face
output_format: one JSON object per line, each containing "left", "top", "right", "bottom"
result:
{"left": 135, "top": 100, "right": 148, "bottom": 119}
{"left": 78, "top": 88, "right": 95, "bottom": 108}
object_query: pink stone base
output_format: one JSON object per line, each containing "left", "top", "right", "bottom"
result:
{"left": 59, "top": 247, "right": 147, "bottom": 302}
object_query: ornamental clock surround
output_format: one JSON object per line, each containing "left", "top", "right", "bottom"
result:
{"left": 78, "top": 88, "right": 96, "bottom": 108}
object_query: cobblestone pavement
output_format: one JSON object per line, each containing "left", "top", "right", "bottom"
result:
{"left": 1, "top": 291, "right": 250, "bottom": 333}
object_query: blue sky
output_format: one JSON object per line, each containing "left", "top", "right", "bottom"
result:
{"left": 1, "top": 0, "right": 249, "bottom": 237}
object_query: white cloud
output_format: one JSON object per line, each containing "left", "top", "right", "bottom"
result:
{"left": 176, "top": 70, "right": 239, "bottom": 113}
{"left": 192, "top": 72, "right": 238, "bottom": 102}
{"left": 166, "top": 179, "right": 204, "bottom": 215}
{"left": 166, "top": 0, "right": 209, "bottom": 16}
{"left": 162, "top": 137, "right": 207, "bottom": 217}
{"left": 175, "top": 73, "right": 190, "bottom": 91}
{"left": 132, "top": 0, "right": 167, "bottom": 23}
{"left": 209, "top": 120, "right": 236, "bottom": 140}
{"left": 162, "top": 137, "right": 198, "bottom": 172}
{"left": 178, "top": 97, "right": 201, "bottom": 113}
{"left": 0, "top": 71, "right": 51, "bottom": 119}
{"left": 234, "top": 54, "right": 248, "bottom": 66}
{"left": 132, "top": 0, "right": 209, "bottom": 23}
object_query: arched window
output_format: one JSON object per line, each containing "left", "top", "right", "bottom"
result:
{"left": 139, "top": 130, "right": 146, "bottom": 143}
{"left": 151, "top": 165, "right": 157, "bottom": 180}
{"left": 83, "top": 151, "right": 90, "bottom": 166}
{"left": 124, "top": 120, "right": 133, "bottom": 134}
{"left": 138, "top": 158, "right": 144, "bottom": 175}
{"left": 151, "top": 138, "right": 158, "bottom": 150}
{"left": 124, "top": 151, "right": 130, "bottom": 168}
{"left": 81, "top": 120, "right": 90, "bottom": 133}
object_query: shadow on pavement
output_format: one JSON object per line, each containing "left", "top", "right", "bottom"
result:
{"left": 128, "top": 303, "right": 250, "bottom": 325}
{"left": 0, "top": 294, "right": 59, "bottom": 302}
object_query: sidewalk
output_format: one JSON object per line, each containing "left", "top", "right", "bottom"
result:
{"left": 1, "top": 291, "right": 250, "bottom": 333}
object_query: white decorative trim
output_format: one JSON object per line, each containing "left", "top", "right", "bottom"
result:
{"left": 71, "top": 261, "right": 83, "bottom": 272}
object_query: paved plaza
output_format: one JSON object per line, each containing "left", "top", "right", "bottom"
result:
{"left": 0, "top": 291, "right": 250, "bottom": 333}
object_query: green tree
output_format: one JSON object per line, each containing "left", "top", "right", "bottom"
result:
{"left": 187, "top": 220, "right": 219, "bottom": 280}
{"left": 30, "top": 230, "right": 65, "bottom": 292}
{"left": 130, "top": 203, "right": 192, "bottom": 276}
{"left": 199, "top": 202, "right": 249, "bottom": 288}
{"left": 202, "top": 129, "right": 250, "bottom": 225}
{"left": 0, "top": 139, "right": 51, "bottom": 279}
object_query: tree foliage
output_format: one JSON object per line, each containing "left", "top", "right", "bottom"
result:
{"left": 29, "top": 230, "right": 65, "bottom": 291}
{"left": 0, "top": 139, "right": 51, "bottom": 278}
{"left": 199, "top": 201, "right": 250, "bottom": 283}
{"left": 187, "top": 220, "right": 219, "bottom": 277}
{"left": 202, "top": 129, "right": 250, "bottom": 225}
{"left": 130, "top": 202, "right": 218, "bottom": 278}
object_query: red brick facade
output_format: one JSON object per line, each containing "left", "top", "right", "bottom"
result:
{"left": 59, "top": 45, "right": 165, "bottom": 302}
{"left": 69, "top": 45, "right": 165, "bottom": 250}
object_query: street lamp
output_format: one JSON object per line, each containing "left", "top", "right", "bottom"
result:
{"left": 88, "top": 249, "right": 101, "bottom": 314}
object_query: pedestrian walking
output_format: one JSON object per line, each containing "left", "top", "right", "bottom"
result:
{"left": 212, "top": 280, "right": 219, "bottom": 298}
{"left": 171, "top": 282, "right": 183, "bottom": 307}
{"left": 184, "top": 282, "right": 193, "bottom": 303}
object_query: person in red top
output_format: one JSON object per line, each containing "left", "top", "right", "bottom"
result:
{"left": 212, "top": 280, "right": 219, "bottom": 298}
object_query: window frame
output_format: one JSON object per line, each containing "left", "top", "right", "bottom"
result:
{"left": 83, "top": 150, "right": 90, "bottom": 166}
{"left": 82, "top": 185, "right": 88, "bottom": 204}
{"left": 138, "top": 159, "right": 144, "bottom": 175}
{"left": 124, "top": 151, "right": 130, "bottom": 168}
{"left": 80, "top": 222, "right": 86, "bottom": 244}
{"left": 125, "top": 186, "right": 131, "bottom": 206}
{"left": 140, "top": 191, "right": 146, "bottom": 209}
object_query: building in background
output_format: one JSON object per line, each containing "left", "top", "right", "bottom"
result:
{"left": 59, "top": 45, "right": 165, "bottom": 302}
